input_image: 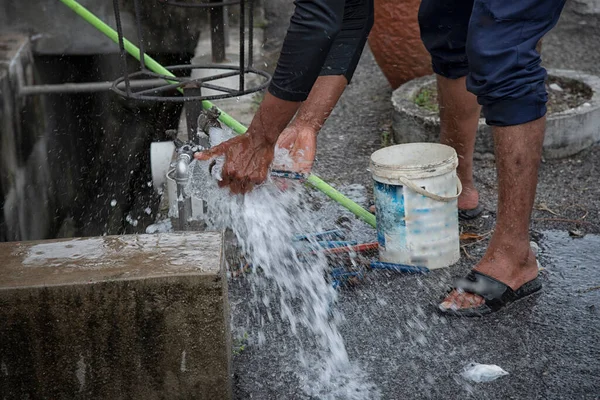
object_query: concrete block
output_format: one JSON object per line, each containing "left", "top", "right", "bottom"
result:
{"left": 0, "top": 231, "right": 232, "bottom": 400}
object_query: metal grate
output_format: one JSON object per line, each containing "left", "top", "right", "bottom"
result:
{"left": 111, "top": 0, "right": 270, "bottom": 102}
{"left": 158, "top": 0, "right": 241, "bottom": 7}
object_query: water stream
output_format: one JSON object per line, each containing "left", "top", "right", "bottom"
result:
{"left": 186, "top": 156, "right": 380, "bottom": 399}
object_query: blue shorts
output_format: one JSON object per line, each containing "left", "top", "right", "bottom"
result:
{"left": 418, "top": 0, "right": 566, "bottom": 126}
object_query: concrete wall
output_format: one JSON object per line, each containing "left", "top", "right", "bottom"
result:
{"left": 0, "top": 232, "right": 232, "bottom": 399}
{"left": 0, "top": 35, "right": 54, "bottom": 242}
{"left": 0, "top": 0, "right": 263, "bottom": 242}
{"left": 0, "top": 34, "right": 185, "bottom": 241}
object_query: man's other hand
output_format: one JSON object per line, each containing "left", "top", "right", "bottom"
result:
{"left": 273, "top": 125, "right": 317, "bottom": 174}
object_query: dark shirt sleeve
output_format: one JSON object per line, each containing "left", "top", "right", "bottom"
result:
{"left": 267, "top": 0, "right": 346, "bottom": 102}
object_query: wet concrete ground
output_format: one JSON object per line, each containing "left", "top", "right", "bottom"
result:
{"left": 231, "top": 3, "right": 600, "bottom": 398}
{"left": 231, "top": 230, "right": 600, "bottom": 399}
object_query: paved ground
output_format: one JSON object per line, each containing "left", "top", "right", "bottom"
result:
{"left": 231, "top": 3, "right": 600, "bottom": 399}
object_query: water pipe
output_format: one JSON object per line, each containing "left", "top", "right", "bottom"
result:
{"left": 175, "top": 152, "right": 192, "bottom": 230}
{"left": 59, "top": 0, "right": 377, "bottom": 229}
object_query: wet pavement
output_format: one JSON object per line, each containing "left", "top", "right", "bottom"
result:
{"left": 231, "top": 3, "right": 600, "bottom": 398}
{"left": 230, "top": 49, "right": 600, "bottom": 400}
{"left": 231, "top": 230, "right": 600, "bottom": 399}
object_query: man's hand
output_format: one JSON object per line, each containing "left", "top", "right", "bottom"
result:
{"left": 273, "top": 125, "right": 317, "bottom": 174}
{"left": 194, "top": 92, "right": 301, "bottom": 195}
{"left": 195, "top": 133, "right": 275, "bottom": 194}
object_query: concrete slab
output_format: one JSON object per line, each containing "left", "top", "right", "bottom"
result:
{"left": 0, "top": 231, "right": 232, "bottom": 400}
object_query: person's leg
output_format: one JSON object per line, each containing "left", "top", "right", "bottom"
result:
{"left": 418, "top": 0, "right": 481, "bottom": 213}
{"left": 440, "top": 119, "right": 544, "bottom": 310}
{"left": 437, "top": 76, "right": 481, "bottom": 211}
{"left": 439, "top": 0, "right": 567, "bottom": 312}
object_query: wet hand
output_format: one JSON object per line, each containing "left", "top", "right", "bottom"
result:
{"left": 273, "top": 125, "right": 317, "bottom": 174}
{"left": 194, "top": 133, "right": 275, "bottom": 194}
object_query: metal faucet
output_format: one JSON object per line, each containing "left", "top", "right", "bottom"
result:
{"left": 169, "top": 107, "right": 222, "bottom": 231}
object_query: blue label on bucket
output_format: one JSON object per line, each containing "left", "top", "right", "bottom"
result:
{"left": 374, "top": 181, "right": 406, "bottom": 251}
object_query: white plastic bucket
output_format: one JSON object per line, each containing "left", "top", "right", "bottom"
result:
{"left": 370, "top": 143, "right": 461, "bottom": 269}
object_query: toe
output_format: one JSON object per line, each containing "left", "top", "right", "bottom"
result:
{"left": 440, "top": 290, "right": 485, "bottom": 311}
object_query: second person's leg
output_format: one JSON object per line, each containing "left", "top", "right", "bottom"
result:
{"left": 439, "top": 0, "right": 567, "bottom": 314}
{"left": 418, "top": 0, "right": 482, "bottom": 215}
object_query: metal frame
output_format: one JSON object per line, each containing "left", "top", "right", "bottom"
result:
{"left": 158, "top": 0, "right": 241, "bottom": 7}
{"left": 111, "top": 0, "right": 268, "bottom": 103}
{"left": 110, "top": 65, "right": 270, "bottom": 102}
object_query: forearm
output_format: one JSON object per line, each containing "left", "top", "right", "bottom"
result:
{"left": 290, "top": 75, "right": 348, "bottom": 133}
{"left": 248, "top": 1, "right": 346, "bottom": 145}
{"left": 246, "top": 92, "right": 300, "bottom": 145}
{"left": 248, "top": 74, "right": 347, "bottom": 147}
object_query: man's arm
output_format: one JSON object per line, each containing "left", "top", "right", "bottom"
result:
{"left": 273, "top": 75, "right": 348, "bottom": 173}
{"left": 195, "top": 1, "right": 346, "bottom": 193}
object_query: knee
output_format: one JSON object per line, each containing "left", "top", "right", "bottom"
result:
{"left": 465, "top": 24, "right": 548, "bottom": 126}
{"left": 418, "top": 0, "right": 470, "bottom": 79}
{"left": 464, "top": 0, "right": 566, "bottom": 126}
{"left": 417, "top": 0, "right": 437, "bottom": 48}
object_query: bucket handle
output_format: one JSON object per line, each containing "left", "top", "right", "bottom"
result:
{"left": 397, "top": 176, "right": 463, "bottom": 203}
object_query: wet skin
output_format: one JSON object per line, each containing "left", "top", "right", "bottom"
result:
{"left": 437, "top": 74, "right": 545, "bottom": 312}
{"left": 195, "top": 76, "right": 348, "bottom": 193}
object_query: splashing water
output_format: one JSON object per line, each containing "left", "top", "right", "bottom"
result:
{"left": 185, "top": 156, "right": 380, "bottom": 399}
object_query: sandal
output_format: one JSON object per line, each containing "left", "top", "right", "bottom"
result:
{"left": 438, "top": 270, "right": 542, "bottom": 317}
{"left": 458, "top": 204, "right": 484, "bottom": 220}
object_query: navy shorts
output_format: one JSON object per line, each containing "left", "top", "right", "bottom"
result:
{"left": 418, "top": 0, "right": 566, "bottom": 126}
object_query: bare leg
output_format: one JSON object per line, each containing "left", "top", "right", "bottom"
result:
{"left": 437, "top": 75, "right": 481, "bottom": 210}
{"left": 440, "top": 117, "right": 544, "bottom": 310}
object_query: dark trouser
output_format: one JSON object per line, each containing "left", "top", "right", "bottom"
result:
{"left": 418, "top": 0, "right": 566, "bottom": 126}
{"left": 268, "top": 0, "right": 374, "bottom": 102}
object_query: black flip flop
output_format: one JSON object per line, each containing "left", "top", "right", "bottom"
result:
{"left": 458, "top": 204, "right": 483, "bottom": 220}
{"left": 438, "top": 270, "right": 542, "bottom": 317}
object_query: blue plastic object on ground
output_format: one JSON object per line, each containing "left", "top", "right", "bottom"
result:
{"left": 316, "top": 240, "right": 358, "bottom": 249}
{"left": 293, "top": 229, "right": 346, "bottom": 242}
{"left": 330, "top": 267, "right": 364, "bottom": 289}
{"left": 370, "top": 261, "right": 430, "bottom": 274}
{"left": 270, "top": 170, "right": 307, "bottom": 180}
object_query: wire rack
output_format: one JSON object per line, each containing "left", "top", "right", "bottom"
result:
{"left": 111, "top": 0, "right": 270, "bottom": 102}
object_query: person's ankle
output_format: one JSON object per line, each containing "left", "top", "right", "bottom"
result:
{"left": 484, "top": 237, "right": 536, "bottom": 267}
{"left": 458, "top": 182, "right": 479, "bottom": 210}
